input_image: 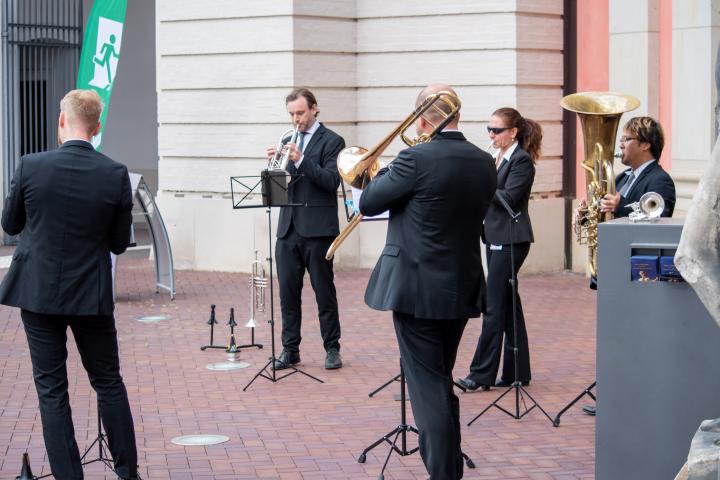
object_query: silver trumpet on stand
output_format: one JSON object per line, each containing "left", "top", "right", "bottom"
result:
{"left": 243, "top": 251, "right": 267, "bottom": 348}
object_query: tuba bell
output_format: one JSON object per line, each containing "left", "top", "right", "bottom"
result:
{"left": 561, "top": 92, "right": 640, "bottom": 277}
{"left": 325, "top": 90, "right": 462, "bottom": 260}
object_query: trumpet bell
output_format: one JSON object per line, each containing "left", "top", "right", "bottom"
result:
{"left": 639, "top": 191, "right": 664, "bottom": 218}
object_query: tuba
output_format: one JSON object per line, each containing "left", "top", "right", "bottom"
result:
{"left": 561, "top": 92, "right": 640, "bottom": 277}
{"left": 325, "top": 90, "right": 462, "bottom": 260}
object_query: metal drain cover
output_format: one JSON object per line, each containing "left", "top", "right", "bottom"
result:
{"left": 171, "top": 434, "right": 230, "bottom": 446}
{"left": 136, "top": 315, "right": 169, "bottom": 323}
{"left": 206, "top": 361, "right": 250, "bottom": 371}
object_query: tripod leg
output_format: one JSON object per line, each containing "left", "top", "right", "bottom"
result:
{"left": 242, "top": 358, "right": 274, "bottom": 391}
{"left": 517, "top": 386, "right": 555, "bottom": 424}
{"left": 378, "top": 429, "right": 403, "bottom": 479}
{"left": 368, "top": 373, "right": 401, "bottom": 397}
{"left": 553, "top": 381, "right": 596, "bottom": 427}
{"left": 462, "top": 451, "right": 476, "bottom": 469}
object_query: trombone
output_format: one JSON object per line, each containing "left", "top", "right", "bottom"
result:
{"left": 325, "top": 90, "right": 461, "bottom": 260}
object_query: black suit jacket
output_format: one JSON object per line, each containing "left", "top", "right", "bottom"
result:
{"left": 276, "top": 123, "right": 345, "bottom": 238}
{"left": 613, "top": 160, "right": 676, "bottom": 217}
{"left": 0, "top": 140, "right": 133, "bottom": 316}
{"left": 482, "top": 146, "right": 535, "bottom": 245}
{"left": 360, "top": 131, "right": 497, "bottom": 319}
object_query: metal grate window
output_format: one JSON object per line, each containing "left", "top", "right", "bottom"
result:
{"left": 1, "top": 0, "right": 82, "bottom": 242}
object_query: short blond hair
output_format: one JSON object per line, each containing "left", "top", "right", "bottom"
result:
{"left": 60, "top": 89, "right": 103, "bottom": 134}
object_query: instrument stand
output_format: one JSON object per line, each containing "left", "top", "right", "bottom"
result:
{"left": 467, "top": 197, "right": 554, "bottom": 427}
{"left": 553, "top": 381, "right": 597, "bottom": 426}
{"left": 358, "top": 359, "right": 475, "bottom": 479}
{"left": 201, "top": 305, "right": 263, "bottom": 351}
{"left": 230, "top": 173, "right": 323, "bottom": 390}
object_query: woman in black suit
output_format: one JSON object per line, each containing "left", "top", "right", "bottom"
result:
{"left": 457, "top": 107, "right": 543, "bottom": 391}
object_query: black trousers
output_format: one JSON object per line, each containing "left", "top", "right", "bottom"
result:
{"left": 393, "top": 312, "right": 468, "bottom": 480}
{"left": 21, "top": 310, "right": 137, "bottom": 480}
{"left": 276, "top": 225, "right": 341, "bottom": 352}
{"left": 467, "top": 242, "right": 531, "bottom": 385}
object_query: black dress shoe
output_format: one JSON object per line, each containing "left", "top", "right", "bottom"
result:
{"left": 273, "top": 349, "right": 300, "bottom": 370}
{"left": 325, "top": 348, "right": 342, "bottom": 369}
{"left": 495, "top": 379, "right": 530, "bottom": 387}
{"left": 582, "top": 405, "right": 596, "bottom": 416}
{"left": 455, "top": 377, "right": 490, "bottom": 391}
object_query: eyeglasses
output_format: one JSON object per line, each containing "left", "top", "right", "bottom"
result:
{"left": 619, "top": 136, "right": 638, "bottom": 143}
{"left": 487, "top": 127, "right": 509, "bottom": 134}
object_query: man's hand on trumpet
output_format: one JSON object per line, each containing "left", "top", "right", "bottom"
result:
{"left": 265, "top": 142, "right": 301, "bottom": 167}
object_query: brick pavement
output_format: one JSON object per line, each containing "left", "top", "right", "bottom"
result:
{"left": 0, "top": 256, "right": 597, "bottom": 479}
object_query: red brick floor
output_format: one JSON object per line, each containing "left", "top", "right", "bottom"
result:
{"left": 0, "top": 257, "right": 597, "bottom": 479}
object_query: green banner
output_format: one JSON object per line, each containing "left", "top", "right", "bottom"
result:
{"left": 76, "top": 0, "right": 127, "bottom": 150}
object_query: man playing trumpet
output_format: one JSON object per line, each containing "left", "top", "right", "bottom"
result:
{"left": 265, "top": 88, "right": 346, "bottom": 370}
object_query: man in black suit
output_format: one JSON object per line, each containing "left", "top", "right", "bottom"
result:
{"left": 265, "top": 88, "right": 345, "bottom": 370}
{"left": 582, "top": 115, "right": 675, "bottom": 417}
{"left": 360, "top": 84, "right": 496, "bottom": 479}
{"left": 0, "top": 90, "right": 137, "bottom": 479}
{"left": 599, "top": 116, "right": 676, "bottom": 217}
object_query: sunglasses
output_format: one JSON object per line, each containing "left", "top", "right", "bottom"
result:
{"left": 486, "top": 126, "right": 509, "bottom": 134}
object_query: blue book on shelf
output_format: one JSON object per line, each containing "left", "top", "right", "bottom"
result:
{"left": 631, "top": 255, "right": 658, "bottom": 282}
{"left": 659, "top": 256, "right": 684, "bottom": 281}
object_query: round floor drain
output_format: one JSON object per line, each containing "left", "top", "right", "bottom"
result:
{"left": 136, "top": 315, "right": 169, "bottom": 322}
{"left": 206, "top": 361, "right": 250, "bottom": 371}
{"left": 171, "top": 434, "right": 230, "bottom": 446}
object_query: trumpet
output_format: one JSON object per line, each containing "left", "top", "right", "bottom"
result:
{"left": 268, "top": 126, "right": 299, "bottom": 171}
{"left": 325, "top": 90, "right": 462, "bottom": 260}
{"left": 246, "top": 251, "right": 267, "bottom": 328}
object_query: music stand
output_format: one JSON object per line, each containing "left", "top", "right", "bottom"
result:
{"left": 230, "top": 173, "right": 324, "bottom": 390}
{"left": 358, "top": 358, "right": 475, "bottom": 479}
{"left": 467, "top": 194, "right": 554, "bottom": 426}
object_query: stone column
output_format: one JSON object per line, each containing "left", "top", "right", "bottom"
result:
{"left": 670, "top": 0, "right": 720, "bottom": 215}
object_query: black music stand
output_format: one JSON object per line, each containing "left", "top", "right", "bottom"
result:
{"left": 359, "top": 358, "right": 475, "bottom": 480}
{"left": 467, "top": 194, "right": 554, "bottom": 426}
{"left": 230, "top": 173, "right": 324, "bottom": 390}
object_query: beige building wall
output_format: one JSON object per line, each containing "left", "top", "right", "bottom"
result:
{"left": 155, "top": 0, "right": 565, "bottom": 274}
{"left": 608, "top": 0, "right": 720, "bottom": 216}
{"left": 155, "top": 0, "right": 355, "bottom": 271}
{"left": 670, "top": 0, "right": 720, "bottom": 215}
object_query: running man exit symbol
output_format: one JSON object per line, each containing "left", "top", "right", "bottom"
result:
{"left": 88, "top": 17, "right": 123, "bottom": 90}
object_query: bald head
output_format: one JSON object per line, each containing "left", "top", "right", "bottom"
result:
{"left": 415, "top": 83, "right": 460, "bottom": 129}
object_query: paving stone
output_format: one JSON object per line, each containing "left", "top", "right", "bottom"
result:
{"left": 0, "top": 258, "right": 596, "bottom": 479}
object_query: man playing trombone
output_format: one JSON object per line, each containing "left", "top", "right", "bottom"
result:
{"left": 360, "top": 84, "right": 497, "bottom": 479}
{"left": 265, "top": 88, "right": 346, "bottom": 370}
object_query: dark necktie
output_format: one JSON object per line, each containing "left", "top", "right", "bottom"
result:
{"left": 619, "top": 171, "right": 635, "bottom": 197}
{"left": 297, "top": 132, "right": 307, "bottom": 153}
